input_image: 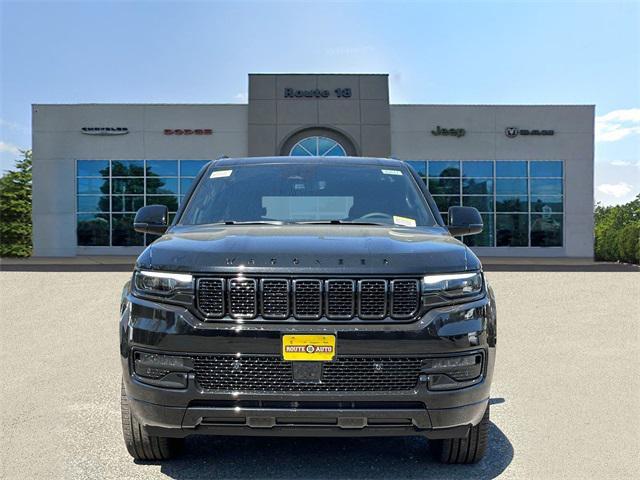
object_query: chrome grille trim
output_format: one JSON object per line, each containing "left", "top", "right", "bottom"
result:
{"left": 325, "top": 279, "right": 356, "bottom": 319}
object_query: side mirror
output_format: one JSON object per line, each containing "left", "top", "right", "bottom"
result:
{"left": 134, "top": 205, "right": 169, "bottom": 235}
{"left": 447, "top": 206, "right": 483, "bottom": 236}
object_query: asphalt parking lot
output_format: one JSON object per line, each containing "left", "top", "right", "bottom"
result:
{"left": 1, "top": 269, "right": 638, "bottom": 479}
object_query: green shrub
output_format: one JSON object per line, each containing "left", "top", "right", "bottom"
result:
{"left": 594, "top": 194, "right": 640, "bottom": 264}
{"left": 0, "top": 150, "right": 32, "bottom": 257}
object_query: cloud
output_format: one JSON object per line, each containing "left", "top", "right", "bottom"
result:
{"left": 233, "top": 92, "right": 247, "bottom": 103}
{"left": 610, "top": 160, "right": 640, "bottom": 168}
{"left": 0, "top": 141, "right": 21, "bottom": 155}
{"left": 595, "top": 108, "right": 640, "bottom": 142}
{"left": 597, "top": 182, "right": 634, "bottom": 198}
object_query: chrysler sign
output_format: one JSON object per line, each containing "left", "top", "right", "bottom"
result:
{"left": 505, "top": 127, "right": 554, "bottom": 138}
{"left": 81, "top": 127, "right": 128, "bottom": 135}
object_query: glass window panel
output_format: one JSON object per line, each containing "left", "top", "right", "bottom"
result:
{"left": 463, "top": 196, "right": 492, "bottom": 212}
{"left": 77, "top": 195, "right": 109, "bottom": 213}
{"left": 530, "top": 161, "right": 562, "bottom": 177}
{"left": 146, "top": 195, "right": 179, "bottom": 212}
{"left": 112, "top": 178, "right": 144, "bottom": 195}
{"left": 531, "top": 178, "right": 563, "bottom": 195}
{"left": 496, "top": 195, "right": 528, "bottom": 212}
{"left": 531, "top": 195, "right": 563, "bottom": 213}
{"left": 429, "top": 178, "right": 460, "bottom": 195}
{"left": 111, "top": 160, "right": 145, "bottom": 176}
{"left": 440, "top": 212, "right": 448, "bottom": 225}
{"left": 496, "top": 214, "right": 529, "bottom": 246}
{"left": 531, "top": 214, "right": 563, "bottom": 247}
{"left": 112, "top": 195, "right": 145, "bottom": 213}
{"left": 77, "top": 213, "right": 110, "bottom": 246}
{"left": 406, "top": 161, "right": 427, "bottom": 178}
{"left": 463, "top": 214, "right": 494, "bottom": 247}
{"left": 180, "top": 177, "right": 196, "bottom": 194}
{"left": 462, "top": 161, "right": 493, "bottom": 177}
{"left": 428, "top": 160, "right": 460, "bottom": 178}
{"left": 146, "top": 160, "right": 178, "bottom": 177}
{"left": 146, "top": 177, "right": 179, "bottom": 194}
{"left": 290, "top": 145, "right": 311, "bottom": 156}
{"left": 433, "top": 195, "right": 460, "bottom": 212}
{"left": 111, "top": 214, "right": 144, "bottom": 246}
{"left": 496, "top": 161, "right": 527, "bottom": 177}
{"left": 463, "top": 178, "right": 493, "bottom": 194}
{"left": 180, "top": 160, "right": 209, "bottom": 177}
{"left": 77, "top": 160, "right": 109, "bottom": 177}
{"left": 317, "top": 137, "right": 335, "bottom": 156}
{"left": 77, "top": 178, "right": 109, "bottom": 195}
{"left": 496, "top": 178, "right": 527, "bottom": 195}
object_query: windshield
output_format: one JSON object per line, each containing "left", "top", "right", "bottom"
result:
{"left": 179, "top": 163, "right": 437, "bottom": 227}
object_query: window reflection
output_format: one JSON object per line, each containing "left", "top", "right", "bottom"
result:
{"left": 76, "top": 159, "right": 210, "bottom": 247}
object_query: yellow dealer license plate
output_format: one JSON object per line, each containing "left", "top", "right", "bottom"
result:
{"left": 282, "top": 334, "right": 336, "bottom": 361}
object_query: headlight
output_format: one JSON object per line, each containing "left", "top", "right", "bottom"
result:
{"left": 421, "top": 272, "right": 483, "bottom": 299}
{"left": 134, "top": 270, "right": 193, "bottom": 297}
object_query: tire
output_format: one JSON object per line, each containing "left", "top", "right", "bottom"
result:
{"left": 432, "top": 405, "right": 490, "bottom": 464}
{"left": 121, "top": 380, "right": 182, "bottom": 460}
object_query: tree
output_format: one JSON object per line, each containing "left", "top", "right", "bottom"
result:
{"left": 0, "top": 149, "right": 32, "bottom": 257}
{"left": 594, "top": 194, "right": 640, "bottom": 264}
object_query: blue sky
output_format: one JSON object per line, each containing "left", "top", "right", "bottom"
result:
{"left": 1, "top": 0, "right": 638, "bottom": 205}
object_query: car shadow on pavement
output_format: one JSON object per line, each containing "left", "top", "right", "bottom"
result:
{"left": 152, "top": 420, "right": 513, "bottom": 479}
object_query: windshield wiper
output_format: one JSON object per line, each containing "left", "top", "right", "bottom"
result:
{"left": 293, "top": 220, "right": 387, "bottom": 226}
{"left": 204, "top": 220, "right": 289, "bottom": 226}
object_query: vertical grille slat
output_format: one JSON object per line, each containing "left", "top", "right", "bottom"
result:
{"left": 293, "top": 280, "right": 323, "bottom": 320}
{"left": 197, "top": 278, "right": 225, "bottom": 318}
{"left": 326, "top": 280, "right": 355, "bottom": 319}
{"left": 390, "top": 280, "right": 420, "bottom": 318}
{"left": 228, "top": 278, "right": 257, "bottom": 319}
{"left": 358, "top": 279, "right": 388, "bottom": 319}
{"left": 261, "top": 279, "right": 290, "bottom": 319}
{"left": 196, "top": 276, "right": 422, "bottom": 321}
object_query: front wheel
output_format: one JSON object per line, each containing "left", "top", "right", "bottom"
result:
{"left": 432, "top": 405, "right": 490, "bottom": 464}
{"left": 121, "top": 380, "right": 182, "bottom": 460}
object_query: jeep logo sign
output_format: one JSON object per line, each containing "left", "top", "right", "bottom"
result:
{"left": 431, "top": 126, "right": 466, "bottom": 138}
{"left": 505, "top": 127, "right": 554, "bottom": 138}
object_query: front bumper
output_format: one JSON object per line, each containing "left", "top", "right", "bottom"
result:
{"left": 120, "top": 292, "right": 496, "bottom": 439}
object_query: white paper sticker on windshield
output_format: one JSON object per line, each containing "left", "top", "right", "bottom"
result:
{"left": 382, "top": 169, "right": 403, "bottom": 176}
{"left": 393, "top": 216, "right": 416, "bottom": 227}
{"left": 210, "top": 169, "right": 233, "bottom": 179}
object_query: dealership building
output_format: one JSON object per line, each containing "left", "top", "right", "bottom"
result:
{"left": 31, "top": 73, "right": 595, "bottom": 258}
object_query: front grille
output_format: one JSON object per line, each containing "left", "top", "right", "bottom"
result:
{"left": 192, "top": 356, "right": 423, "bottom": 392}
{"left": 196, "top": 277, "right": 421, "bottom": 322}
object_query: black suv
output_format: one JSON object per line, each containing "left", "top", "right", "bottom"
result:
{"left": 120, "top": 157, "right": 496, "bottom": 464}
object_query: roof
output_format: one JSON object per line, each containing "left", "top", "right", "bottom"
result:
{"left": 213, "top": 156, "right": 406, "bottom": 167}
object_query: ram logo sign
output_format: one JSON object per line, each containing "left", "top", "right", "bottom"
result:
{"left": 505, "top": 127, "right": 554, "bottom": 138}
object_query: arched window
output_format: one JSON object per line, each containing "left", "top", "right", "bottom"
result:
{"left": 289, "top": 136, "right": 347, "bottom": 157}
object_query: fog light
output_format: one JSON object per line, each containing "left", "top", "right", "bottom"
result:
{"left": 134, "top": 352, "right": 193, "bottom": 379}
{"left": 421, "top": 353, "right": 482, "bottom": 382}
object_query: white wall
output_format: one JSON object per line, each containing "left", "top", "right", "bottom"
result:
{"left": 32, "top": 104, "right": 248, "bottom": 256}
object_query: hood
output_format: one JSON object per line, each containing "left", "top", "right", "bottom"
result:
{"left": 137, "top": 225, "right": 481, "bottom": 275}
